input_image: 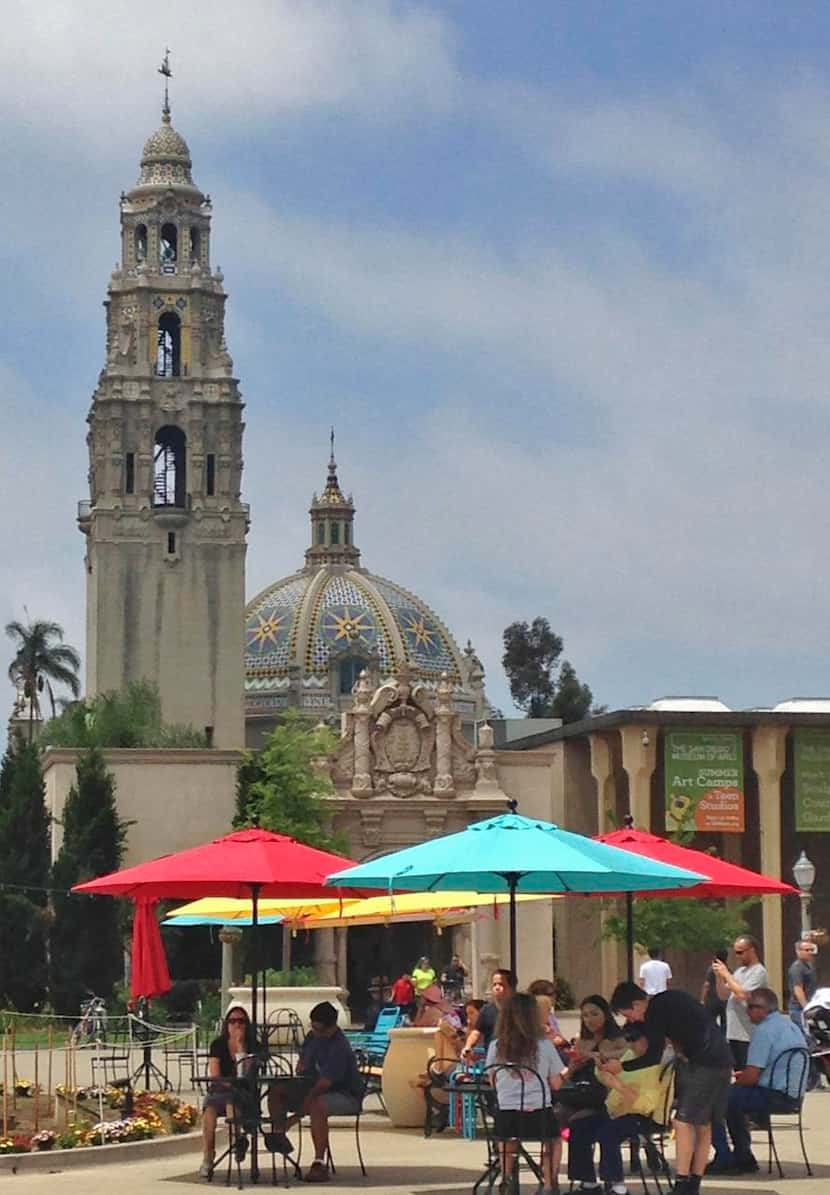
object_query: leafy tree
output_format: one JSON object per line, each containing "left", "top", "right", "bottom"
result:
{"left": 502, "top": 617, "right": 601, "bottom": 722}
{"left": 0, "top": 735, "right": 50, "bottom": 899}
{"left": 602, "top": 896, "right": 755, "bottom": 955}
{"left": 5, "top": 618, "right": 81, "bottom": 740}
{"left": 235, "top": 711, "right": 345, "bottom": 852}
{"left": 551, "top": 660, "right": 595, "bottom": 724}
{"left": 41, "top": 680, "right": 207, "bottom": 749}
{"left": 0, "top": 736, "right": 50, "bottom": 1008}
{"left": 50, "top": 749, "right": 129, "bottom": 1014}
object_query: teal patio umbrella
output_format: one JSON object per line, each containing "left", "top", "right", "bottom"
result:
{"left": 326, "top": 801, "right": 706, "bottom": 977}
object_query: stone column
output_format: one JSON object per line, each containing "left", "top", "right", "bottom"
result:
{"left": 313, "top": 927, "right": 338, "bottom": 987}
{"left": 351, "top": 670, "right": 373, "bottom": 796}
{"left": 219, "top": 927, "right": 243, "bottom": 1014}
{"left": 619, "top": 725, "right": 657, "bottom": 828}
{"left": 591, "top": 733, "right": 625, "bottom": 994}
{"left": 434, "top": 672, "right": 456, "bottom": 797}
{"left": 751, "top": 724, "right": 788, "bottom": 999}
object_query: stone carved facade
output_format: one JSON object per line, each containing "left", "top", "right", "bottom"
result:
{"left": 332, "top": 668, "right": 478, "bottom": 800}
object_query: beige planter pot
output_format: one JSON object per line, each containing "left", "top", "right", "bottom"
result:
{"left": 380, "top": 1027, "right": 437, "bottom": 1128}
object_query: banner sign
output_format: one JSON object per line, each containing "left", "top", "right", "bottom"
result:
{"left": 664, "top": 730, "right": 744, "bottom": 832}
{"left": 794, "top": 729, "right": 830, "bottom": 831}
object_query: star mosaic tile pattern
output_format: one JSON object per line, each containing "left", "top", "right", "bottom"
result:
{"left": 371, "top": 575, "right": 460, "bottom": 678}
{"left": 244, "top": 572, "right": 310, "bottom": 675}
{"left": 243, "top": 566, "right": 464, "bottom": 692}
{"left": 306, "top": 573, "right": 392, "bottom": 671}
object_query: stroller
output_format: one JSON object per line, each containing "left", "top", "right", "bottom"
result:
{"left": 803, "top": 987, "right": 830, "bottom": 1084}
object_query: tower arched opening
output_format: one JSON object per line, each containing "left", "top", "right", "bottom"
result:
{"left": 190, "top": 226, "right": 201, "bottom": 262}
{"left": 135, "top": 224, "right": 147, "bottom": 261}
{"left": 154, "top": 426, "right": 187, "bottom": 507}
{"left": 160, "top": 223, "right": 178, "bottom": 269}
{"left": 156, "top": 311, "right": 181, "bottom": 377}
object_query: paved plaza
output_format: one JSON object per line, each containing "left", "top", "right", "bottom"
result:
{"left": 2, "top": 1089, "right": 829, "bottom": 1195}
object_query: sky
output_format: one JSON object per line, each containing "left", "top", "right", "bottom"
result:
{"left": 2, "top": 0, "right": 830, "bottom": 723}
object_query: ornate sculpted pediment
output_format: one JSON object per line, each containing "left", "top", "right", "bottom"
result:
{"left": 330, "top": 667, "right": 481, "bottom": 801}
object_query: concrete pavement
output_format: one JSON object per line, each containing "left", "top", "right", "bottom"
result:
{"left": 2, "top": 1090, "right": 829, "bottom": 1195}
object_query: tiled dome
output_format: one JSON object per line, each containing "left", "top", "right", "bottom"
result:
{"left": 134, "top": 114, "right": 196, "bottom": 189}
{"left": 245, "top": 567, "right": 465, "bottom": 693}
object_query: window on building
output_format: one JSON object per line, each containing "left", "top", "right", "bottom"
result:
{"left": 339, "top": 658, "right": 367, "bottom": 695}
{"left": 206, "top": 453, "right": 216, "bottom": 496}
{"left": 167, "top": 531, "right": 177, "bottom": 555}
{"left": 330, "top": 521, "right": 340, "bottom": 545}
{"left": 317, "top": 522, "right": 325, "bottom": 544}
{"left": 344, "top": 523, "right": 350, "bottom": 545}
{"left": 190, "top": 226, "right": 201, "bottom": 262}
{"left": 160, "top": 223, "right": 178, "bottom": 267}
{"left": 154, "top": 426, "right": 186, "bottom": 507}
{"left": 125, "top": 452, "right": 135, "bottom": 494}
{"left": 135, "top": 224, "right": 147, "bottom": 261}
{"left": 156, "top": 311, "right": 181, "bottom": 377}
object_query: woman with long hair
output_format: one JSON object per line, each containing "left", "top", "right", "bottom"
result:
{"left": 200, "top": 1004, "right": 258, "bottom": 1178}
{"left": 485, "top": 991, "right": 566, "bottom": 1195}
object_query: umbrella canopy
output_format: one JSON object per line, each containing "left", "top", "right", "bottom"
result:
{"left": 73, "top": 828, "right": 362, "bottom": 1030}
{"left": 74, "top": 828, "right": 360, "bottom": 901}
{"left": 131, "top": 898, "right": 172, "bottom": 999}
{"left": 595, "top": 827, "right": 797, "bottom": 898}
{"left": 326, "top": 807, "right": 705, "bottom": 975}
{"left": 594, "top": 824, "right": 797, "bottom": 980}
{"left": 163, "top": 890, "right": 555, "bottom": 930}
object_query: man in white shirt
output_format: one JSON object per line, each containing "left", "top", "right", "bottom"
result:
{"left": 713, "top": 935, "right": 769, "bottom": 1069}
{"left": 639, "top": 947, "right": 672, "bottom": 995}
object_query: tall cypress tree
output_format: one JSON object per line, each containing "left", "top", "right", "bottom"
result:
{"left": 50, "top": 749, "right": 128, "bottom": 1015}
{"left": 0, "top": 735, "right": 50, "bottom": 1009}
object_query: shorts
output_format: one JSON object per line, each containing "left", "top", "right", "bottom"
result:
{"left": 494, "top": 1106, "right": 560, "bottom": 1141}
{"left": 674, "top": 1060, "right": 730, "bottom": 1125}
{"left": 320, "top": 1091, "right": 362, "bottom": 1116}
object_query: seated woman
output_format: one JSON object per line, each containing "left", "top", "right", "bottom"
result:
{"left": 200, "top": 1004, "right": 258, "bottom": 1178}
{"left": 565, "top": 995, "right": 665, "bottom": 1195}
{"left": 528, "top": 979, "right": 568, "bottom": 1049}
{"left": 486, "top": 991, "right": 566, "bottom": 1195}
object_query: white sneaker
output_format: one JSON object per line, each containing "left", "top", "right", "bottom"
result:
{"left": 198, "top": 1159, "right": 213, "bottom": 1179}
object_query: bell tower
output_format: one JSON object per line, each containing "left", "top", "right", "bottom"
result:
{"left": 78, "top": 62, "right": 247, "bottom": 748}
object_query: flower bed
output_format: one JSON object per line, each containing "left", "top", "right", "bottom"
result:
{"left": 0, "top": 1086, "right": 197, "bottom": 1154}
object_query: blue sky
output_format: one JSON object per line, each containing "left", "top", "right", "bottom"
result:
{"left": 3, "top": 1, "right": 830, "bottom": 723}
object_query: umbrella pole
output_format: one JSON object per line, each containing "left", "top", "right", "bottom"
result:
{"left": 250, "top": 883, "right": 261, "bottom": 1033}
{"left": 626, "top": 892, "right": 634, "bottom": 982}
{"left": 507, "top": 873, "right": 519, "bottom": 979}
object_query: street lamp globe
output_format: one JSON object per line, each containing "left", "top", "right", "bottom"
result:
{"left": 793, "top": 850, "right": 816, "bottom": 894}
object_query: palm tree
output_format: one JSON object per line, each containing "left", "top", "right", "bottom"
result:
{"left": 6, "top": 618, "right": 81, "bottom": 740}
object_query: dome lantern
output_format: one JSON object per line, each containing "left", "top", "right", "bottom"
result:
{"left": 305, "top": 430, "right": 360, "bottom": 568}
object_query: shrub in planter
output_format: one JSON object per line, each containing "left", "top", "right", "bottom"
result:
{"left": 31, "top": 1130, "right": 56, "bottom": 1151}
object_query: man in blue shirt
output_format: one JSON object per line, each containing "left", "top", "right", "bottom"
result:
{"left": 708, "top": 987, "right": 808, "bottom": 1174}
{"left": 266, "top": 1001, "right": 362, "bottom": 1183}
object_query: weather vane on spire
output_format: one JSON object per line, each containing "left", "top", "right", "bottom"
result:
{"left": 158, "top": 48, "right": 172, "bottom": 119}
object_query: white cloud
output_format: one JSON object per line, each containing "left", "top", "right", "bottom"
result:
{"left": 0, "top": 0, "right": 459, "bottom": 144}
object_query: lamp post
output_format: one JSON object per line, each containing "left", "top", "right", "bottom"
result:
{"left": 793, "top": 850, "right": 816, "bottom": 937}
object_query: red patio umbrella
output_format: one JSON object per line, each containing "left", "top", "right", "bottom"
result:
{"left": 595, "top": 823, "right": 797, "bottom": 979}
{"left": 73, "top": 828, "right": 362, "bottom": 1029}
{"left": 131, "top": 897, "right": 172, "bottom": 1000}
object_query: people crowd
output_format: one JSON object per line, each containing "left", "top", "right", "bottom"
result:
{"left": 400, "top": 936, "right": 820, "bottom": 1195}
{"left": 199, "top": 938, "right": 820, "bottom": 1191}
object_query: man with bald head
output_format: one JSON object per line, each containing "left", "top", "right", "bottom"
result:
{"left": 708, "top": 987, "right": 808, "bottom": 1174}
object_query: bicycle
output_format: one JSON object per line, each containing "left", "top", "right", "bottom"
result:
{"left": 71, "top": 994, "right": 108, "bottom": 1045}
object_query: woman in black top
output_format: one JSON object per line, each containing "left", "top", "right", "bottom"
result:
{"left": 201, "top": 1005, "right": 258, "bottom": 1177}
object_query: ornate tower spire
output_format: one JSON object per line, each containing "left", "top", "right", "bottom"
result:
{"left": 158, "top": 47, "right": 172, "bottom": 121}
{"left": 78, "top": 73, "right": 248, "bottom": 748}
{"left": 305, "top": 431, "right": 360, "bottom": 568}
